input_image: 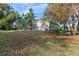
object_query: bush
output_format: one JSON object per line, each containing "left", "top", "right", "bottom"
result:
{"left": 58, "top": 28, "right": 65, "bottom": 35}
{"left": 45, "top": 28, "right": 49, "bottom": 32}
{"left": 52, "top": 27, "right": 65, "bottom": 35}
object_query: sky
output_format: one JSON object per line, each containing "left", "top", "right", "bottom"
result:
{"left": 9, "top": 3, "right": 48, "bottom": 19}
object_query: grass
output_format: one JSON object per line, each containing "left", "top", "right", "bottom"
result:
{"left": 0, "top": 30, "right": 79, "bottom": 55}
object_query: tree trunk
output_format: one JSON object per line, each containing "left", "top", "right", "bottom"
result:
{"left": 70, "top": 15, "right": 77, "bottom": 35}
{"left": 30, "top": 24, "right": 32, "bottom": 30}
{"left": 70, "top": 23, "right": 76, "bottom": 35}
{"left": 64, "top": 23, "right": 66, "bottom": 31}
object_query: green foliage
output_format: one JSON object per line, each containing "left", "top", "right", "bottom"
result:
{"left": 27, "top": 8, "right": 35, "bottom": 30}
{"left": 0, "top": 12, "right": 17, "bottom": 30}
{"left": 15, "top": 8, "right": 35, "bottom": 30}
{"left": 52, "top": 27, "right": 65, "bottom": 35}
{"left": 0, "top": 4, "right": 18, "bottom": 30}
{"left": 15, "top": 13, "right": 28, "bottom": 29}
{"left": 45, "top": 28, "right": 49, "bottom": 32}
{"left": 57, "top": 27, "right": 65, "bottom": 35}
{"left": 0, "top": 10, "right": 4, "bottom": 19}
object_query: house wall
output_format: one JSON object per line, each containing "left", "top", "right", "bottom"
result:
{"left": 49, "top": 24, "right": 59, "bottom": 31}
{"left": 32, "top": 20, "right": 49, "bottom": 31}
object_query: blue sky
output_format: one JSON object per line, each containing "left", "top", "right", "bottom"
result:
{"left": 9, "top": 3, "right": 48, "bottom": 19}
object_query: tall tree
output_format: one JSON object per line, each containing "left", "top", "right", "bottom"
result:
{"left": 47, "top": 3, "right": 79, "bottom": 35}
{"left": 0, "top": 3, "right": 18, "bottom": 30}
{"left": 15, "top": 12, "right": 23, "bottom": 29}
{"left": 27, "top": 8, "right": 35, "bottom": 30}
{"left": 15, "top": 13, "right": 28, "bottom": 29}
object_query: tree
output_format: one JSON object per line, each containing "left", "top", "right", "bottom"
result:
{"left": 0, "top": 3, "right": 18, "bottom": 30}
{"left": 43, "top": 8, "right": 52, "bottom": 22}
{"left": 0, "top": 11, "right": 18, "bottom": 30}
{"left": 47, "top": 3, "right": 79, "bottom": 35}
{"left": 27, "top": 8, "right": 35, "bottom": 30}
{"left": 15, "top": 13, "right": 28, "bottom": 30}
{"left": 15, "top": 13, "right": 22, "bottom": 29}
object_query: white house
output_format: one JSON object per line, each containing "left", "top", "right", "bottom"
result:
{"left": 32, "top": 20, "right": 49, "bottom": 31}
{"left": 32, "top": 20, "right": 61, "bottom": 31}
{"left": 32, "top": 14, "right": 79, "bottom": 32}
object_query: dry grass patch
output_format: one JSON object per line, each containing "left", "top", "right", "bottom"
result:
{"left": 0, "top": 30, "right": 79, "bottom": 55}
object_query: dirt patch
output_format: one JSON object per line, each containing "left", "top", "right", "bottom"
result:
{"left": 56, "top": 36, "right": 79, "bottom": 40}
{"left": 47, "top": 34, "right": 79, "bottom": 40}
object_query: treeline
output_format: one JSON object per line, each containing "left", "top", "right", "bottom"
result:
{"left": 1, "top": 3, "right": 79, "bottom": 35}
{"left": 0, "top": 3, "right": 35, "bottom": 30}
{"left": 15, "top": 8, "right": 35, "bottom": 30}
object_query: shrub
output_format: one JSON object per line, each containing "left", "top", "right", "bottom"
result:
{"left": 58, "top": 27, "right": 65, "bottom": 35}
{"left": 52, "top": 27, "right": 65, "bottom": 35}
{"left": 45, "top": 28, "right": 49, "bottom": 32}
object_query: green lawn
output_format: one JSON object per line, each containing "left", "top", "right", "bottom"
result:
{"left": 0, "top": 30, "right": 79, "bottom": 56}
